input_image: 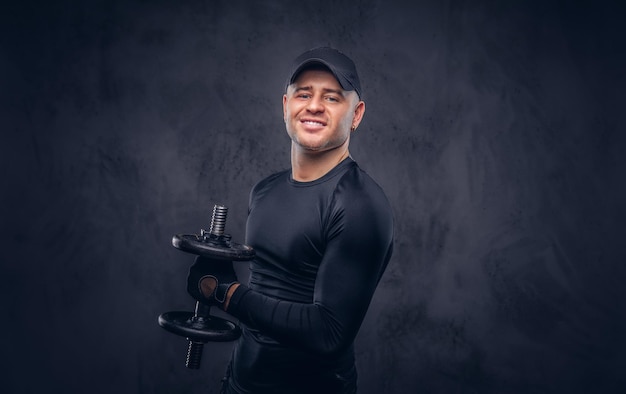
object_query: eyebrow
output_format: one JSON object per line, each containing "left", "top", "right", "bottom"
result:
{"left": 294, "top": 86, "right": 346, "bottom": 96}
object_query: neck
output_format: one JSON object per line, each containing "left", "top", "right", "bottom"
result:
{"left": 291, "top": 142, "right": 350, "bottom": 182}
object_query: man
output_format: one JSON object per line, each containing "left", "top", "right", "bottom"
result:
{"left": 187, "top": 47, "right": 394, "bottom": 393}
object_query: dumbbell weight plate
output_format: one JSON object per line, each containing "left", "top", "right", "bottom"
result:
{"left": 172, "top": 234, "right": 255, "bottom": 261}
{"left": 158, "top": 311, "right": 241, "bottom": 342}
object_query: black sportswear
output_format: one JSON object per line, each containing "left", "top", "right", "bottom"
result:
{"left": 225, "top": 157, "right": 394, "bottom": 393}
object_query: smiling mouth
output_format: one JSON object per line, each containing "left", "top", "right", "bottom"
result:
{"left": 301, "top": 120, "right": 326, "bottom": 127}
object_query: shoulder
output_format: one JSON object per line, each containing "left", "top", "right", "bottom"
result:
{"left": 251, "top": 169, "right": 289, "bottom": 193}
{"left": 326, "top": 162, "right": 394, "bottom": 249}
{"left": 334, "top": 162, "right": 393, "bottom": 221}
{"left": 338, "top": 163, "right": 390, "bottom": 203}
{"left": 248, "top": 169, "right": 290, "bottom": 206}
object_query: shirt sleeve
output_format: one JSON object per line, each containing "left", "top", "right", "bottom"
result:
{"left": 227, "top": 171, "right": 394, "bottom": 357}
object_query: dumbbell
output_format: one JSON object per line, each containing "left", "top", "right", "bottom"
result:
{"left": 158, "top": 204, "right": 255, "bottom": 369}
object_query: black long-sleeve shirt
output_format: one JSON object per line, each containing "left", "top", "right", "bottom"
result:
{"left": 226, "top": 158, "right": 394, "bottom": 393}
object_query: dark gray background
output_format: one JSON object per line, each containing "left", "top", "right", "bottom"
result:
{"left": 2, "top": 0, "right": 625, "bottom": 393}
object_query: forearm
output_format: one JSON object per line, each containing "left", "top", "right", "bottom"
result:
{"left": 225, "top": 247, "right": 392, "bottom": 355}
{"left": 226, "top": 283, "right": 355, "bottom": 356}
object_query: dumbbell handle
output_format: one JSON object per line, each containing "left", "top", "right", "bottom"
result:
{"left": 186, "top": 302, "right": 211, "bottom": 369}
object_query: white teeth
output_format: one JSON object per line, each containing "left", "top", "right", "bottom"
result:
{"left": 303, "top": 121, "right": 324, "bottom": 126}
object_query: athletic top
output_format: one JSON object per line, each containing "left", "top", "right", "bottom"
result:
{"left": 226, "top": 157, "right": 394, "bottom": 393}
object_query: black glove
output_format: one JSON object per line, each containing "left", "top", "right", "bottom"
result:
{"left": 187, "top": 256, "right": 238, "bottom": 306}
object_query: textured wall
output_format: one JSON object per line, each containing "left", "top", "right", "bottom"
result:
{"left": 2, "top": 0, "right": 625, "bottom": 393}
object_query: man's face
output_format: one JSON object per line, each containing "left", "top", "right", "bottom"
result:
{"left": 283, "top": 68, "right": 364, "bottom": 154}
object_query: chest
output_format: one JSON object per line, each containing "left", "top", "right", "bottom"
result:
{"left": 246, "top": 182, "right": 335, "bottom": 274}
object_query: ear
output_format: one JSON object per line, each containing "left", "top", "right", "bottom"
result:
{"left": 282, "top": 94, "right": 288, "bottom": 122}
{"left": 351, "top": 100, "right": 366, "bottom": 131}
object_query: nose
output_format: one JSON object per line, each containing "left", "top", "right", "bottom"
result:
{"left": 306, "top": 95, "right": 324, "bottom": 114}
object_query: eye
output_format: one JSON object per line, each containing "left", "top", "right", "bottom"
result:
{"left": 325, "top": 96, "right": 340, "bottom": 102}
{"left": 296, "top": 93, "right": 311, "bottom": 99}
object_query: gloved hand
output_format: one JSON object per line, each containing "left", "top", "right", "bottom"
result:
{"left": 187, "top": 255, "right": 238, "bottom": 307}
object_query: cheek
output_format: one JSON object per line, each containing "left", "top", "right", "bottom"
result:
{"left": 338, "top": 110, "right": 354, "bottom": 127}
{"left": 284, "top": 103, "right": 298, "bottom": 119}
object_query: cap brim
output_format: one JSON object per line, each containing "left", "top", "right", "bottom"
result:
{"left": 289, "top": 59, "right": 357, "bottom": 95}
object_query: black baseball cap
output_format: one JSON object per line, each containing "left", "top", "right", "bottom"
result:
{"left": 286, "top": 47, "right": 362, "bottom": 98}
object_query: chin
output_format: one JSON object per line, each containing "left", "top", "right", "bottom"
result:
{"left": 293, "top": 136, "right": 327, "bottom": 151}
{"left": 299, "top": 144, "right": 326, "bottom": 152}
